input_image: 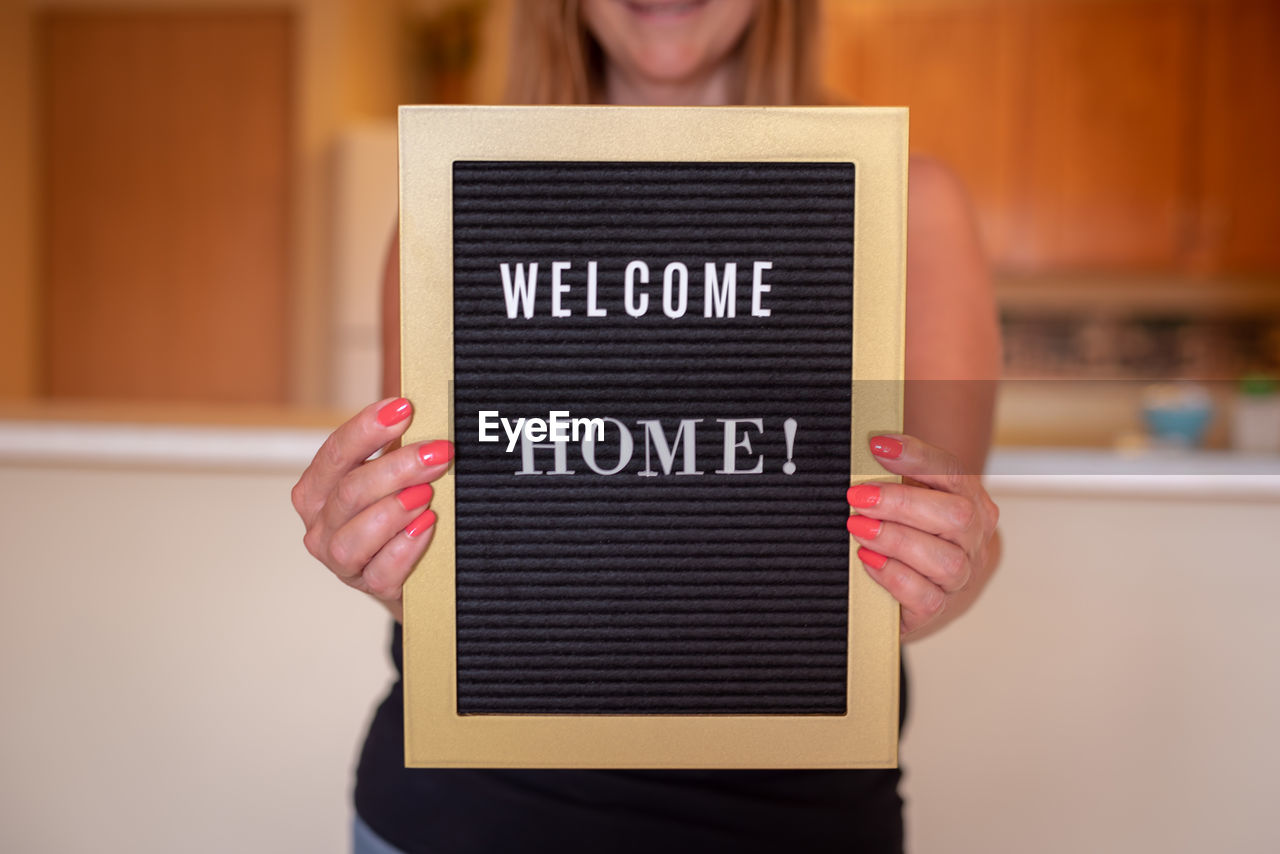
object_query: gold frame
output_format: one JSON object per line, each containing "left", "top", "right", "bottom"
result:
{"left": 399, "top": 106, "right": 907, "bottom": 769}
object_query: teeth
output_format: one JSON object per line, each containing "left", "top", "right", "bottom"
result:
{"left": 624, "top": 0, "right": 705, "bottom": 13}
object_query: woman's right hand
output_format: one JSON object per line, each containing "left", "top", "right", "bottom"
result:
{"left": 291, "top": 397, "right": 454, "bottom": 621}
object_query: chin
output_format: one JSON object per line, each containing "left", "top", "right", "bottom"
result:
{"left": 628, "top": 43, "right": 715, "bottom": 83}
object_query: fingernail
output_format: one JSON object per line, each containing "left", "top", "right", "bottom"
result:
{"left": 847, "top": 484, "right": 881, "bottom": 508}
{"left": 846, "top": 514, "right": 882, "bottom": 539}
{"left": 405, "top": 508, "right": 437, "bottom": 539}
{"left": 419, "top": 440, "right": 454, "bottom": 467}
{"left": 377, "top": 397, "right": 412, "bottom": 427}
{"left": 870, "top": 436, "right": 904, "bottom": 459}
{"left": 396, "top": 483, "right": 434, "bottom": 512}
{"left": 858, "top": 547, "right": 889, "bottom": 570}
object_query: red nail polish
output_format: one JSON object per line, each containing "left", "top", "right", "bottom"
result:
{"left": 377, "top": 397, "right": 412, "bottom": 427}
{"left": 396, "top": 483, "right": 434, "bottom": 512}
{"left": 847, "top": 484, "right": 881, "bottom": 508}
{"left": 405, "top": 508, "right": 437, "bottom": 539}
{"left": 846, "top": 515, "right": 882, "bottom": 539}
{"left": 870, "top": 436, "right": 904, "bottom": 459}
{"left": 419, "top": 440, "right": 454, "bottom": 467}
{"left": 858, "top": 547, "right": 889, "bottom": 570}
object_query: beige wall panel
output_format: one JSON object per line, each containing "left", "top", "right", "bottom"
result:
{"left": 0, "top": 458, "right": 394, "bottom": 854}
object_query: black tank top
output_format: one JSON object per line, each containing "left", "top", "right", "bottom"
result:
{"left": 355, "top": 623, "right": 906, "bottom": 852}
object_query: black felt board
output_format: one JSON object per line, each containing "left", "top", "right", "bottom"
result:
{"left": 451, "top": 161, "right": 855, "bottom": 715}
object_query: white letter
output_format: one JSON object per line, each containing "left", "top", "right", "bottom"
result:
{"left": 751, "top": 261, "right": 773, "bottom": 317}
{"left": 548, "top": 410, "right": 571, "bottom": 442}
{"left": 502, "top": 417, "right": 526, "bottom": 453}
{"left": 525, "top": 417, "right": 548, "bottom": 443}
{"left": 499, "top": 262, "right": 538, "bottom": 319}
{"left": 636, "top": 419, "right": 703, "bottom": 477}
{"left": 515, "top": 434, "right": 575, "bottom": 476}
{"left": 716, "top": 418, "right": 765, "bottom": 474}
{"left": 703, "top": 262, "right": 737, "bottom": 318}
{"left": 586, "top": 261, "right": 606, "bottom": 317}
{"left": 624, "top": 260, "right": 650, "bottom": 318}
{"left": 581, "top": 417, "right": 634, "bottom": 476}
{"left": 551, "top": 261, "right": 571, "bottom": 318}
{"left": 662, "top": 262, "right": 688, "bottom": 319}
{"left": 572, "top": 417, "right": 606, "bottom": 442}
{"left": 478, "top": 410, "right": 499, "bottom": 443}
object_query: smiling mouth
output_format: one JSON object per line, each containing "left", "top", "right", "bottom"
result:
{"left": 618, "top": 0, "right": 712, "bottom": 18}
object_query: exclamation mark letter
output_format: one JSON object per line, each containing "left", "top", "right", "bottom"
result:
{"left": 782, "top": 418, "right": 797, "bottom": 475}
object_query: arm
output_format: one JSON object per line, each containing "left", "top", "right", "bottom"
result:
{"left": 847, "top": 157, "right": 1003, "bottom": 642}
{"left": 902, "top": 157, "right": 1000, "bottom": 476}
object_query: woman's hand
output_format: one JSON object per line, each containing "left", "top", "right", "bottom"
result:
{"left": 847, "top": 433, "right": 1000, "bottom": 641}
{"left": 291, "top": 397, "right": 454, "bottom": 621}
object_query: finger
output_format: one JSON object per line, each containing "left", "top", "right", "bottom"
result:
{"left": 292, "top": 397, "right": 415, "bottom": 525}
{"left": 359, "top": 509, "right": 436, "bottom": 604}
{"left": 856, "top": 547, "right": 947, "bottom": 637}
{"left": 847, "top": 481, "right": 980, "bottom": 548}
{"left": 322, "top": 484, "right": 436, "bottom": 582}
{"left": 847, "top": 514, "right": 970, "bottom": 593}
{"left": 866, "top": 434, "right": 979, "bottom": 497}
{"left": 319, "top": 438, "right": 453, "bottom": 533}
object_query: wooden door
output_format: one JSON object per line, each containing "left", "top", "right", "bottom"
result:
{"left": 40, "top": 11, "right": 292, "bottom": 403}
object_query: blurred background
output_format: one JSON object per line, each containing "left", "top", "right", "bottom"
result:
{"left": 2, "top": 1, "right": 1278, "bottom": 852}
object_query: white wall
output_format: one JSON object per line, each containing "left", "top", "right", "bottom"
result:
{"left": 2, "top": 449, "right": 1278, "bottom": 852}
{"left": 0, "top": 459, "right": 393, "bottom": 854}
{"left": 902, "top": 489, "right": 1280, "bottom": 852}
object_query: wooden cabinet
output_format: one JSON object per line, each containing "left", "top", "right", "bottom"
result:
{"left": 823, "top": 0, "right": 1280, "bottom": 276}
{"left": 40, "top": 11, "right": 293, "bottom": 403}
{"left": 825, "top": 1, "right": 1026, "bottom": 267}
{"left": 1198, "top": 0, "right": 1280, "bottom": 273}
{"left": 1019, "top": 0, "right": 1198, "bottom": 271}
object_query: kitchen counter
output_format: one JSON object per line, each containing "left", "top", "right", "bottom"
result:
{"left": 986, "top": 446, "right": 1280, "bottom": 498}
{"left": 2, "top": 414, "right": 1277, "bottom": 854}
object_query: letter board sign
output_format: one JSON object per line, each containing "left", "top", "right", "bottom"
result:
{"left": 400, "top": 106, "right": 906, "bottom": 768}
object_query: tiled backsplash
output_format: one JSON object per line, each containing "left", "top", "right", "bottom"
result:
{"left": 997, "top": 276, "right": 1280, "bottom": 380}
{"left": 1001, "top": 313, "right": 1280, "bottom": 378}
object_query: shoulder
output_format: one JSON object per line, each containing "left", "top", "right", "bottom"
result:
{"left": 900, "top": 156, "right": 1001, "bottom": 468}
{"left": 901, "top": 154, "right": 1000, "bottom": 378}
{"left": 907, "top": 154, "right": 978, "bottom": 243}
{"left": 903, "top": 154, "right": 988, "bottom": 304}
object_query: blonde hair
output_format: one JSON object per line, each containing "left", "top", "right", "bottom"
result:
{"left": 504, "top": 0, "right": 823, "bottom": 105}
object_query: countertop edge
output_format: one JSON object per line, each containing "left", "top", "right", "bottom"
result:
{"left": 0, "top": 420, "right": 333, "bottom": 473}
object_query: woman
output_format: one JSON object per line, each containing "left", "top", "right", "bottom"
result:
{"left": 291, "top": 1, "right": 1002, "bottom": 851}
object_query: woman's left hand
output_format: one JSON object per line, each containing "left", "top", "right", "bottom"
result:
{"left": 846, "top": 433, "right": 1000, "bottom": 640}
